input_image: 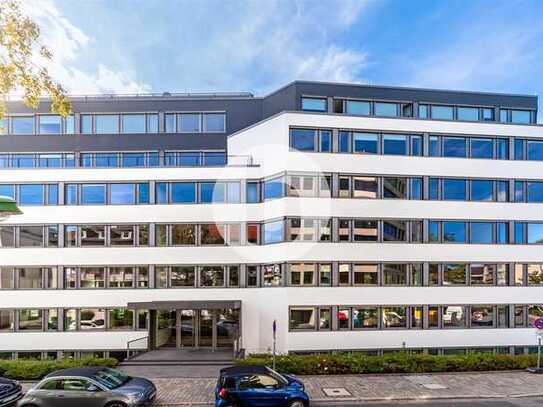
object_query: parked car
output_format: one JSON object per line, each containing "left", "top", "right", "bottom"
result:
{"left": 0, "top": 377, "right": 23, "bottom": 406}
{"left": 18, "top": 367, "right": 156, "bottom": 407}
{"left": 215, "top": 365, "right": 309, "bottom": 407}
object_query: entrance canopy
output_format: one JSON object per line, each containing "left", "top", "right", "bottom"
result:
{"left": 127, "top": 300, "right": 241, "bottom": 310}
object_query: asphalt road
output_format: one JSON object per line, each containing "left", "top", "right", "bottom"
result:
{"left": 312, "top": 398, "right": 543, "bottom": 407}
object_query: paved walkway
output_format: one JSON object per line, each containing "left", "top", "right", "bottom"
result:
{"left": 122, "top": 371, "right": 543, "bottom": 405}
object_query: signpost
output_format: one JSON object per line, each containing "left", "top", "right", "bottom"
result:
{"left": 272, "top": 320, "right": 277, "bottom": 370}
{"left": 528, "top": 317, "right": 543, "bottom": 374}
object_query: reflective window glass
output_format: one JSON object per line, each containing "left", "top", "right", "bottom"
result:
{"left": 319, "top": 130, "right": 331, "bottom": 152}
{"left": 442, "top": 306, "right": 466, "bottom": 328}
{"left": 122, "top": 153, "right": 145, "bottom": 167}
{"left": 443, "top": 264, "right": 467, "bottom": 285}
{"left": 527, "top": 141, "right": 543, "bottom": 161}
{"left": 382, "top": 306, "right": 407, "bottom": 328}
{"left": 301, "top": 97, "right": 326, "bottom": 112}
{"left": 19, "top": 184, "right": 44, "bottom": 205}
{"left": 497, "top": 222, "right": 509, "bottom": 244}
{"left": 482, "top": 108, "right": 495, "bottom": 122}
{"left": 263, "top": 177, "right": 284, "bottom": 200}
{"left": 290, "top": 308, "right": 315, "bottom": 329}
{"left": 200, "top": 182, "right": 225, "bottom": 203}
{"left": 339, "top": 131, "right": 350, "bottom": 153}
{"left": 290, "top": 129, "right": 315, "bottom": 151}
{"left": 171, "top": 183, "right": 196, "bottom": 203}
{"left": 511, "top": 110, "right": 531, "bottom": 124}
{"left": 443, "top": 179, "right": 466, "bottom": 200}
{"left": 147, "top": 114, "right": 159, "bottom": 132}
{"left": 443, "top": 221, "right": 466, "bottom": 243}
{"left": 457, "top": 107, "right": 479, "bottom": 121}
{"left": 345, "top": 100, "right": 370, "bottom": 115}
{"left": 165, "top": 113, "right": 175, "bottom": 132}
{"left": 121, "top": 115, "right": 145, "bottom": 133}
{"left": 496, "top": 138, "right": 509, "bottom": 160}
{"left": 11, "top": 116, "right": 34, "bottom": 134}
{"left": 471, "top": 222, "right": 493, "bottom": 244}
{"left": 429, "top": 136, "right": 440, "bottom": 156}
{"left": 383, "top": 220, "right": 407, "bottom": 242}
{"left": 227, "top": 182, "right": 241, "bottom": 203}
{"left": 39, "top": 115, "right": 62, "bottom": 134}
{"left": 155, "top": 182, "right": 167, "bottom": 204}
{"left": 410, "top": 178, "right": 423, "bottom": 200}
{"left": 429, "top": 178, "right": 439, "bottom": 200}
{"left": 383, "top": 264, "right": 407, "bottom": 285}
{"left": 383, "top": 178, "right": 407, "bottom": 199}
{"left": 81, "top": 114, "right": 92, "bottom": 133}
{"left": 374, "top": 102, "right": 398, "bottom": 117}
{"left": 353, "top": 133, "right": 378, "bottom": 154}
{"left": 383, "top": 134, "right": 407, "bottom": 155}
{"left": 443, "top": 137, "right": 467, "bottom": 157}
{"left": 515, "top": 139, "right": 525, "bottom": 160}
{"left": 418, "top": 104, "right": 429, "bottom": 118}
{"left": 247, "top": 182, "right": 259, "bottom": 203}
{"left": 471, "top": 138, "right": 493, "bottom": 159}
{"left": 411, "top": 135, "right": 423, "bottom": 156}
{"left": 528, "top": 223, "right": 543, "bottom": 244}
{"left": 528, "top": 182, "right": 543, "bottom": 203}
{"left": 179, "top": 113, "right": 201, "bottom": 132}
{"left": 263, "top": 220, "right": 284, "bottom": 244}
{"left": 95, "top": 115, "right": 119, "bottom": 134}
{"left": 80, "top": 184, "right": 106, "bottom": 204}
{"left": 110, "top": 183, "right": 135, "bottom": 204}
{"left": 471, "top": 180, "right": 493, "bottom": 201}
{"left": 203, "top": 113, "right": 225, "bottom": 132}
{"left": 497, "top": 180, "right": 509, "bottom": 202}
{"left": 431, "top": 105, "right": 454, "bottom": 120}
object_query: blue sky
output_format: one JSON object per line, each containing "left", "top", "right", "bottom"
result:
{"left": 28, "top": 0, "right": 543, "bottom": 119}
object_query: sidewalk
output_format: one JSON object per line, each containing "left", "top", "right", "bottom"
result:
{"left": 141, "top": 371, "right": 543, "bottom": 405}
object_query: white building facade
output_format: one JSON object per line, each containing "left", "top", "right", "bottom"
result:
{"left": 0, "top": 81, "right": 541, "bottom": 360}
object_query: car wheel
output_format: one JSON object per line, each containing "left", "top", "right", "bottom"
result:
{"left": 106, "top": 402, "right": 127, "bottom": 407}
{"left": 289, "top": 400, "right": 305, "bottom": 407}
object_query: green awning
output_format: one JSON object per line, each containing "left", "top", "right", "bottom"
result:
{"left": 0, "top": 196, "right": 22, "bottom": 217}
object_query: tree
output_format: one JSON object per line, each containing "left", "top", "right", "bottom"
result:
{"left": 0, "top": 0, "right": 71, "bottom": 128}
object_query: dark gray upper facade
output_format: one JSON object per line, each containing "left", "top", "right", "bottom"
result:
{"left": 1, "top": 80, "right": 538, "bottom": 153}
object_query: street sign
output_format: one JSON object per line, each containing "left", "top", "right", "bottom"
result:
{"left": 534, "top": 317, "right": 543, "bottom": 330}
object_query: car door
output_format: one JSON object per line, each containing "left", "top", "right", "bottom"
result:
{"left": 237, "top": 374, "right": 288, "bottom": 407}
{"left": 57, "top": 378, "right": 104, "bottom": 407}
{"left": 31, "top": 378, "right": 63, "bottom": 407}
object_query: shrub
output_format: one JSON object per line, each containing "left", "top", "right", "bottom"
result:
{"left": 237, "top": 352, "right": 538, "bottom": 375}
{"left": 0, "top": 357, "right": 118, "bottom": 380}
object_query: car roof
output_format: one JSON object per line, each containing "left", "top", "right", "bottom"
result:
{"left": 45, "top": 367, "right": 105, "bottom": 379}
{"left": 220, "top": 365, "right": 270, "bottom": 376}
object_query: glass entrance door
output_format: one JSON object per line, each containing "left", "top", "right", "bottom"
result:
{"left": 178, "top": 310, "right": 194, "bottom": 348}
{"left": 198, "top": 309, "right": 213, "bottom": 348}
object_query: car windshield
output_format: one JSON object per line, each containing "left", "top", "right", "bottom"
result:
{"left": 91, "top": 368, "right": 131, "bottom": 390}
{"left": 265, "top": 367, "right": 288, "bottom": 385}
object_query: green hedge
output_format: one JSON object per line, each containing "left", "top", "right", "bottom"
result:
{"left": 238, "top": 352, "right": 538, "bottom": 375}
{"left": 0, "top": 357, "right": 118, "bottom": 380}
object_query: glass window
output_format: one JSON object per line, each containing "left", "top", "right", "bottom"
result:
{"left": 511, "top": 110, "right": 531, "bottom": 124}
{"left": 263, "top": 176, "right": 284, "bottom": 200}
{"left": 263, "top": 220, "right": 284, "bottom": 244}
{"left": 353, "top": 264, "right": 378, "bottom": 285}
{"left": 19, "top": 226, "right": 43, "bottom": 247}
{"left": 200, "top": 224, "right": 225, "bottom": 245}
{"left": 528, "top": 305, "right": 543, "bottom": 326}
{"left": 527, "top": 265, "right": 543, "bottom": 285}
{"left": 95, "top": 115, "right": 119, "bottom": 133}
{"left": 319, "top": 263, "right": 331, "bottom": 286}
{"left": 318, "top": 218, "right": 331, "bottom": 241}
{"left": 200, "top": 182, "right": 225, "bottom": 203}
{"left": 109, "top": 225, "right": 134, "bottom": 246}
{"left": 290, "top": 308, "right": 315, "bottom": 330}
{"left": 429, "top": 136, "right": 441, "bottom": 157}
{"left": 345, "top": 100, "right": 370, "bottom": 115}
{"left": 471, "top": 306, "right": 494, "bottom": 327}
{"left": 374, "top": 102, "right": 398, "bottom": 117}
{"left": 200, "top": 266, "right": 225, "bottom": 287}
{"left": 11, "top": 116, "right": 34, "bottom": 134}
{"left": 431, "top": 105, "right": 454, "bottom": 120}
{"left": 171, "top": 266, "right": 195, "bottom": 287}
{"left": 383, "top": 220, "right": 407, "bottom": 242}
{"left": 353, "top": 307, "right": 379, "bottom": 329}
{"left": 95, "top": 153, "right": 118, "bottom": 167}
{"left": 246, "top": 182, "right": 259, "bottom": 203}
{"left": 147, "top": 114, "right": 158, "bottom": 132}
{"left": 443, "top": 264, "right": 467, "bottom": 285}
{"left": 110, "top": 183, "right": 135, "bottom": 205}
{"left": 418, "top": 104, "right": 429, "bottom": 118}
{"left": 171, "top": 183, "right": 196, "bottom": 203}
{"left": 122, "top": 153, "right": 145, "bottom": 167}
{"left": 383, "top": 177, "right": 407, "bottom": 199}
{"left": 19, "top": 184, "right": 44, "bottom": 205}
{"left": 171, "top": 224, "right": 196, "bottom": 245}
{"left": 383, "top": 264, "right": 407, "bottom": 285}
{"left": 353, "top": 220, "right": 378, "bottom": 241}
{"left": 527, "top": 141, "right": 543, "bottom": 161}
{"left": 81, "top": 225, "right": 105, "bottom": 246}
{"left": 164, "top": 113, "right": 175, "bottom": 132}
{"left": 261, "top": 264, "right": 282, "bottom": 287}
{"left": 497, "top": 180, "right": 509, "bottom": 202}
{"left": 410, "top": 178, "right": 423, "bottom": 200}
{"left": 482, "top": 108, "right": 495, "bottom": 122}
{"left": 81, "top": 114, "right": 92, "bottom": 133}
{"left": 203, "top": 113, "right": 225, "bottom": 132}
{"left": 443, "top": 221, "right": 466, "bottom": 243}
{"left": 247, "top": 223, "right": 259, "bottom": 245}
{"left": 319, "top": 130, "right": 331, "bottom": 152}
{"left": 339, "top": 131, "right": 350, "bottom": 153}
{"left": 411, "top": 135, "right": 423, "bottom": 156}
{"left": 155, "top": 182, "right": 168, "bottom": 204}
{"left": 471, "top": 138, "right": 493, "bottom": 159}
{"left": 226, "top": 182, "right": 241, "bottom": 203}
{"left": 515, "top": 139, "right": 525, "bottom": 160}
{"left": 108, "top": 309, "right": 134, "bottom": 330}
{"left": 515, "top": 222, "right": 526, "bottom": 244}
{"left": 301, "top": 97, "right": 326, "bottom": 112}
{"left": 108, "top": 267, "right": 134, "bottom": 288}
{"left": 471, "top": 222, "right": 493, "bottom": 244}
{"left": 443, "top": 179, "right": 466, "bottom": 200}
{"left": 0, "top": 268, "right": 14, "bottom": 289}
{"left": 527, "top": 182, "right": 543, "bottom": 202}
{"left": 78, "top": 308, "right": 105, "bottom": 330}
{"left": 47, "top": 184, "right": 58, "bottom": 205}
{"left": 442, "top": 305, "right": 466, "bottom": 328}
{"left": 443, "top": 137, "right": 467, "bottom": 158}
{"left": 18, "top": 309, "right": 42, "bottom": 331}
{"left": 290, "top": 129, "right": 315, "bottom": 151}
{"left": 81, "top": 184, "right": 106, "bottom": 204}
{"left": 429, "top": 221, "right": 440, "bottom": 242}
{"left": 179, "top": 113, "right": 201, "bottom": 132}
{"left": 471, "top": 180, "right": 493, "bottom": 201}
{"left": 515, "top": 181, "right": 525, "bottom": 202}
{"left": 80, "top": 267, "right": 105, "bottom": 288}
{"left": 457, "top": 107, "right": 479, "bottom": 121}
{"left": 497, "top": 222, "right": 509, "bottom": 244}
{"left": 383, "top": 134, "right": 407, "bottom": 155}
{"left": 353, "top": 132, "right": 378, "bottom": 154}
{"left": 39, "top": 115, "right": 62, "bottom": 134}
{"left": 338, "top": 220, "right": 350, "bottom": 242}
{"left": 18, "top": 268, "right": 43, "bottom": 289}
{"left": 411, "top": 221, "right": 423, "bottom": 243}
{"left": 496, "top": 138, "right": 509, "bottom": 160}
{"left": 352, "top": 176, "right": 377, "bottom": 198}
{"left": 338, "top": 308, "right": 350, "bottom": 329}
{"left": 122, "top": 114, "right": 145, "bottom": 133}
{"left": 382, "top": 306, "right": 407, "bottom": 328}
{"left": 528, "top": 223, "right": 543, "bottom": 244}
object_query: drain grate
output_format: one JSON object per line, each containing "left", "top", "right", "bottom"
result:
{"left": 322, "top": 387, "right": 352, "bottom": 397}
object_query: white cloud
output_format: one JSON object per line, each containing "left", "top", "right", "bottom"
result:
{"left": 22, "top": 0, "right": 151, "bottom": 94}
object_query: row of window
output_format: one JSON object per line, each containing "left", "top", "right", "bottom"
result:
{"left": 289, "top": 304, "right": 543, "bottom": 331}
{"left": 0, "top": 262, "right": 541, "bottom": 290}
{"left": 301, "top": 97, "right": 535, "bottom": 124}
{"left": 0, "top": 151, "right": 227, "bottom": 169}
{"left": 0, "top": 112, "right": 226, "bottom": 135}
{"left": 290, "top": 128, "right": 543, "bottom": 161}
{"left": 0, "top": 350, "right": 125, "bottom": 361}
{"left": 0, "top": 308, "right": 147, "bottom": 332}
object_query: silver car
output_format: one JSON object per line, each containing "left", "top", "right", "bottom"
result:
{"left": 18, "top": 367, "right": 156, "bottom": 407}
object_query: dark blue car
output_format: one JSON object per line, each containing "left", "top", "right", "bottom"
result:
{"left": 215, "top": 365, "right": 309, "bottom": 407}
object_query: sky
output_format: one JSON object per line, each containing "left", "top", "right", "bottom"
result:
{"left": 24, "top": 0, "right": 543, "bottom": 119}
